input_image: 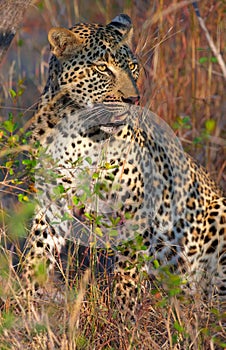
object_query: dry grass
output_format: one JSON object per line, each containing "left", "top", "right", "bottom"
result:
{"left": 0, "top": 0, "right": 226, "bottom": 349}
{"left": 0, "top": 229, "right": 226, "bottom": 349}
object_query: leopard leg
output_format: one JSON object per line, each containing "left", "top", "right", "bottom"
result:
{"left": 113, "top": 250, "right": 145, "bottom": 323}
{"left": 203, "top": 198, "right": 226, "bottom": 305}
{"left": 21, "top": 208, "right": 69, "bottom": 294}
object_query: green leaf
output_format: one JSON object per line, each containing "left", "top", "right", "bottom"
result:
{"left": 199, "top": 56, "right": 208, "bottom": 64}
{"left": 18, "top": 88, "right": 24, "bottom": 96}
{"left": 9, "top": 89, "right": 16, "bottom": 98}
{"left": 3, "top": 119, "right": 16, "bottom": 133}
{"left": 53, "top": 184, "right": 65, "bottom": 195}
{"left": 168, "top": 287, "right": 181, "bottom": 296}
{"left": 84, "top": 212, "right": 93, "bottom": 221}
{"left": 172, "top": 334, "right": 178, "bottom": 345}
{"left": 109, "top": 229, "right": 118, "bottom": 237}
{"left": 17, "top": 39, "right": 24, "bottom": 47}
{"left": 5, "top": 161, "right": 13, "bottom": 168}
{"left": 9, "top": 168, "right": 14, "bottom": 175}
{"left": 103, "top": 162, "right": 111, "bottom": 169}
{"left": 18, "top": 193, "right": 29, "bottom": 202}
{"left": 125, "top": 212, "right": 132, "bottom": 220}
{"left": 72, "top": 156, "right": 83, "bottom": 166}
{"left": 199, "top": 56, "right": 218, "bottom": 64}
{"left": 95, "top": 215, "right": 103, "bottom": 225}
{"left": 110, "top": 216, "right": 121, "bottom": 226}
{"left": 85, "top": 156, "right": 92, "bottom": 165}
{"left": 174, "top": 321, "right": 184, "bottom": 333}
{"left": 106, "top": 172, "right": 115, "bottom": 181}
{"left": 22, "top": 159, "right": 37, "bottom": 168}
{"left": 193, "top": 136, "right": 202, "bottom": 144}
{"left": 153, "top": 260, "right": 160, "bottom": 269}
{"left": 172, "top": 116, "right": 191, "bottom": 130}
{"left": 197, "top": 47, "right": 207, "bottom": 51}
{"left": 37, "top": 1, "right": 44, "bottom": 10}
{"left": 205, "top": 119, "right": 216, "bottom": 133}
{"left": 210, "top": 57, "right": 218, "bottom": 63}
{"left": 72, "top": 195, "right": 80, "bottom": 205}
{"left": 95, "top": 227, "right": 103, "bottom": 237}
{"left": 92, "top": 172, "right": 99, "bottom": 179}
{"left": 182, "top": 116, "right": 190, "bottom": 124}
{"left": 105, "top": 163, "right": 119, "bottom": 170}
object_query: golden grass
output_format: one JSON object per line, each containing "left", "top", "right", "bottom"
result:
{"left": 0, "top": 232, "right": 226, "bottom": 349}
{"left": 0, "top": 1, "right": 225, "bottom": 349}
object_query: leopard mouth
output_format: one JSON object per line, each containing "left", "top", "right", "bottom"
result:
{"left": 99, "top": 101, "right": 129, "bottom": 133}
{"left": 103, "top": 94, "right": 140, "bottom": 105}
{"left": 99, "top": 113, "right": 127, "bottom": 134}
{"left": 94, "top": 95, "right": 138, "bottom": 133}
{"left": 100, "top": 123, "right": 125, "bottom": 134}
{"left": 121, "top": 96, "right": 140, "bottom": 105}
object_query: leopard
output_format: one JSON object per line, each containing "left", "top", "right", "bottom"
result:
{"left": 22, "top": 14, "right": 226, "bottom": 322}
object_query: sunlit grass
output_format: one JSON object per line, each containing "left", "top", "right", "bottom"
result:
{"left": 0, "top": 1, "right": 225, "bottom": 349}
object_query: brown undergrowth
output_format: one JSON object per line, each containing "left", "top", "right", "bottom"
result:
{"left": 0, "top": 1, "right": 225, "bottom": 349}
{"left": 0, "top": 232, "right": 226, "bottom": 349}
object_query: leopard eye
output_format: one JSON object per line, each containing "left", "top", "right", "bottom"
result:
{"left": 129, "top": 62, "right": 138, "bottom": 72}
{"left": 96, "top": 64, "right": 108, "bottom": 73}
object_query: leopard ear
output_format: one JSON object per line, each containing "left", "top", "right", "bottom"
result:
{"left": 48, "top": 27, "right": 84, "bottom": 57}
{"left": 107, "top": 14, "right": 133, "bottom": 46}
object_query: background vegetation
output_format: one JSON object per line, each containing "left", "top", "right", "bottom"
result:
{"left": 0, "top": 0, "right": 225, "bottom": 349}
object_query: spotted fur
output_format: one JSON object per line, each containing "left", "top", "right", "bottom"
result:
{"left": 22, "top": 15, "right": 226, "bottom": 321}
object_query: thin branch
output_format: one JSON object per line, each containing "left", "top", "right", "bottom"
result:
{"left": 192, "top": 1, "right": 226, "bottom": 80}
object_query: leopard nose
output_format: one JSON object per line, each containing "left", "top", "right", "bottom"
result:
{"left": 122, "top": 95, "right": 140, "bottom": 105}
